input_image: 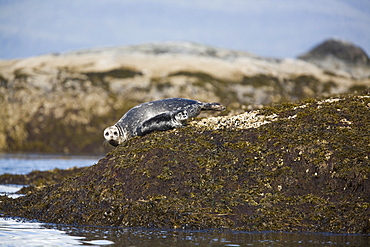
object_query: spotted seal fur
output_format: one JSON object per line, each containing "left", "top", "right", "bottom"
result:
{"left": 104, "top": 98, "right": 225, "bottom": 146}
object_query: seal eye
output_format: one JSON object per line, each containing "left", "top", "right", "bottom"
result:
{"left": 105, "top": 132, "right": 109, "bottom": 136}
{"left": 114, "top": 131, "right": 118, "bottom": 136}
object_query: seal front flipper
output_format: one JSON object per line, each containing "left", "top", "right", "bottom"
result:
{"left": 174, "top": 109, "right": 188, "bottom": 123}
{"left": 136, "top": 111, "right": 185, "bottom": 136}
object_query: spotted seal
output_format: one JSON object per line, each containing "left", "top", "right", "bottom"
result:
{"left": 104, "top": 98, "right": 225, "bottom": 146}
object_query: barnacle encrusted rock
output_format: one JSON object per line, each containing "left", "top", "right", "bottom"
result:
{"left": 193, "top": 110, "right": 277, "bottom": 131}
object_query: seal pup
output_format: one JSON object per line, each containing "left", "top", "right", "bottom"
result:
{"left": 104, "top": 98, "right": 225, "bottom": 146}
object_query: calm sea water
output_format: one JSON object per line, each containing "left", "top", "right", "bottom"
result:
{"left": 0, "top": 153, "right": 102, "bottom": 175}
{"left": 0, "top": 154, "right": 369, "bottom": 247}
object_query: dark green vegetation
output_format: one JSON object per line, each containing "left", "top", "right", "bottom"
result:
{"left": 1, "top": 91, "right": 369, "bottom": 233}
{"left": 0, "top": 167, "right": 88, "bottom": 194}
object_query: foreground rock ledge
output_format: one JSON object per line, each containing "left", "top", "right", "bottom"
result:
{"left": 1, "top": 91, "right": 370, "bottom": 233}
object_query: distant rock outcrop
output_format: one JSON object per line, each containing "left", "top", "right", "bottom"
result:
{"left": 299, "top": 39, "right": 370, "bottom": 79}
{"left": 0, "top": 41, "right": 369, "bottom": 153}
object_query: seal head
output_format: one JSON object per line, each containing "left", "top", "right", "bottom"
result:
{"left": 103, "top": 125, "right": 127, "bottom": 146}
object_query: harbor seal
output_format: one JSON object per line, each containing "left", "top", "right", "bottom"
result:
{"left": 104, "top": 98, "right": 225, "bottom": 146}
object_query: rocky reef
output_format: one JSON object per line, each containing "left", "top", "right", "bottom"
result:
{"left": 1, "top": 40, "right": 369, "bottom": 154}
{"left": 1, "top": 90, "right": 369, "bottom": 233}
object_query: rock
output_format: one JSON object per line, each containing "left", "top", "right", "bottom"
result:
{"left": 0, "top": 167, "right": 87, "bottom": 187}
{"left": 298, "top": 39, "right": 370, "bottom": 79}
{"left": 299, "top": 39, "right": 370, "bottom": 65}
{"left": 1, "top": 90, "right": 369, "bottom": 233}
{"left": 0, "top": 41, "right": 369, "bottom": 154}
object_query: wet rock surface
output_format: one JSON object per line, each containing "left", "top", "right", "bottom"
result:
{"left": 1, "top": 91, "right": 369, "bottom": 233}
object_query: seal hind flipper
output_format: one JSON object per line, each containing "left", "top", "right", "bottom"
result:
{"left": 201, "top": 102, "right": 226, "bottom": 111}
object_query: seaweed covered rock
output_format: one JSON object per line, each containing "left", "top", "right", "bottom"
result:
{"left": 1, "top": 91, "right": 370, "bottom": 233}
{"left": 0, "top": 167, "right": 88, "bottom": 194}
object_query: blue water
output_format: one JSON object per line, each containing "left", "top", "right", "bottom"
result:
{"left": 0, "top": 153, "right": 101, "bottom": 175}
{"left": 0, "top": 154, "right": 369, "bottom": 246}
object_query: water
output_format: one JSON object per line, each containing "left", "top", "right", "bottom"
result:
{"left": 0, "top": 153, "right": 101, "bottom": 175}
{"left": 1, "top": 154, "right": 370, "bottom": 246}
{"left": 1, "top": 217, "right": 369, "bottom": 247}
